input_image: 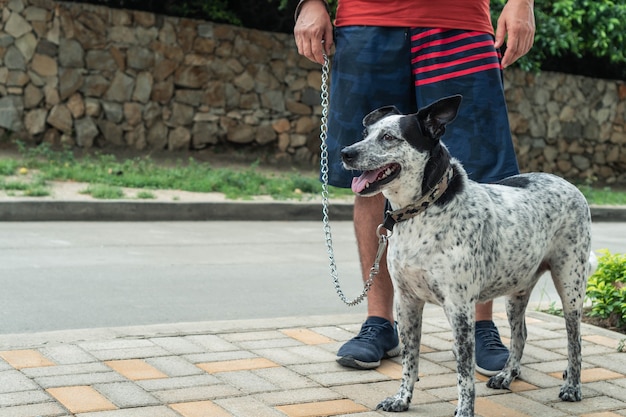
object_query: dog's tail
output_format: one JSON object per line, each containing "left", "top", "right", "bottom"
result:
{"left": 587, "top": 251, "right": 598, "bottom": 277}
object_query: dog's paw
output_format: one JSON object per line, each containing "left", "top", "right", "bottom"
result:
{"left": 377, "top": 395, "right": 410, "bottom": 412}
{"left": 559, "top": 383, "right": 582, "bottom": 402}
{"left": 486, "top": 370, "right": 517, "bottom": 390}
{"left": 454, "top": 407, "right": 473, "bottom": 417}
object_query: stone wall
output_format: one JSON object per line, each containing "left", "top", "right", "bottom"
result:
{"left": 0, "top": 0, "right": 625, "bottom": 184}
{"left": 506, "top": 71, "right": 626, "bottom": 184}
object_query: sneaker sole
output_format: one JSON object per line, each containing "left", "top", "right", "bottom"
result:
{"left": 336, "top": 344, "right": 401, "bottom": 370}
{"left": 475, "top": 365, "right": 501, "bottom": 377}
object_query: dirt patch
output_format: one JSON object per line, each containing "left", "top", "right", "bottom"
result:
{"left": 581, "top": 308, "right": 626, "bottom": 335}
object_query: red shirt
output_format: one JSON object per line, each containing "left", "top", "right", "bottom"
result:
{"left": 335, "top": 0, "right": 494, "bottom": 35}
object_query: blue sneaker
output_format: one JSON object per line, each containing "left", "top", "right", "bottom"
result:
{"left": 475, "top": 320, "right": 509, "bottom": 376}
{"left": 337, "top": 316, "right": 400, "bottom": 369}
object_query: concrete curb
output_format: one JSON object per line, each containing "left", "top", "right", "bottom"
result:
{"left": 0, "top": 200, "right": 354, "bottom": 221}
{"left": 0, "top": 201, "right": 624, "bottom": 222}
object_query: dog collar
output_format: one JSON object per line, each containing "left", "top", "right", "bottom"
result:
{"left": 383, "top": 166, "right": 455, "bottom": 231}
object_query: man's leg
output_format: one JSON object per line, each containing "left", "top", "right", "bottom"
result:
{"left": 475, "top": 301, "right": 494, "bottom": 322}
{"left": 336, "top": 193, "right": 400, "bottom": 369}
{"left": 475, "top": 300, "right": 509, "bottom": 376}
{"left": 354, "top": 194, "right": 394, "bottom": 322}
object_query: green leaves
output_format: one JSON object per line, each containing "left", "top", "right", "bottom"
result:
{"left": 586, "top": 249, "right": 626, "bottom": 330}
{"left": 491, "top": 0, "right": 626, "bottom": 77}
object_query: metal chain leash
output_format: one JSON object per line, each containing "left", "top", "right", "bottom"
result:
{"left": 319, "top": 53, "right": 389, "bottom": 306}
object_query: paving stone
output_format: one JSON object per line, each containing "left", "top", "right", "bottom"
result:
{"left": 221, "top": 330, "right": 287, "bottom": 343}
{"left": 184, "top": 335, "right": 238, "bottom": 352}
{"left": 331, "top": 381, "right": 404, "bottom": 409}
{"left": 586, "top": 381, "right": 626, "bottom": 402}
{"left": 475, "top": 396, "right": 535, "bottom": 417}
{"left": 254, "top": 387, "right": 343, "bottom": 406}
{"left": 253, "top": 345, "right": 336, "bottom": 366}
{"left": 79, "top": 339, "right": 156, "bottom": 352}
{"left": 22, "top": 362, "right": 112, "bottom": 378}
{"left": 279, "top": 328, "right": 335, "bottom": 345}
{"left": 89, "top": 347, "right": 171, "bottom": 361}
{"left": 198, "top": 358, "right": 279, "bottom": 374}
{"left": 307, "top": 326, "right": 359, "bottom": 342}
{"left": 287, "top": 362, "right": 343, "bottom": 376}
{"left": 104, "top": 359, "right": 168, "bottom": 380}
{"left": 514, "top": 366, "right": 565, "bottom": 389}
{"left": 76, "top": 406, "right": 181, "bottom": 417}
{"left": 184, "top": 350, "right": 257, "bottom": 364}
{"left": 522, "top": 344, "right": 567, "bottom": 362}
{"left": 215, "top": 396, "right": 286, "bottom": 417}
{"left": 0, "top": 390, "right": 53, "bottom": 407}
{"left": 149, "top": 337, "right": 207, "bottom": 355}
{"left": 255, "top": 367, "right": 320, "bottom": 390}
{"left": 0, "top": 349, "right": 55, "bottom": 369}
{"left": 0, "top": 370, "right": 39, "bottom": 393}
{"left": 47, "top": 386, "right": 117, "bottom": 414}
{"left": 170, "top": 400, "right": 232, "bottom": 417}
{"left": 237, "top": 338, "right": 303, "bottom": 350}
{"left": 215, "top": 370, "right": 279, "bottom": 394}
{"left": 580, "top": 368, "right": 624, "bottom": 383}
{"left": 612, "top": 378, "right": 626, "bottom": 389}
{"left": 551, "top": 395, "right": 626, "bottom": 415}
{"left": 583, "top": 334, "right": 622, "bottom": 350}
{"left": 153, "top": 385, "right": 241, "bottom": 403}
{"left": 586, "top": 353, "right": 626, "bottom": 374}
{"left": 0, "top": 402, "right": 67, "bottom": 417}
{"left": 93, "top": 382, "right": 160, "bottom": 408}
{"left": 0, "top": 358, "right": 13, "bottom": 371}
{"left": 35, "top": 371, "right": 127, "bottom": 389}
{"left": 41, "top": 344, "right": 97, "bottom": 365}
{"left": 136, "top": 374, "right": 221, "bottom": 392}
{"left": 145, "top": 356, "right": 206, "bottom": 377}
{"left": 275, "top": 399, "right": 368, "bottom": 417}
{"left": 480, "top": 392, "right": 567, "bottom": 417}
{"left": 307, "top": 369, "right": 389, "bottom": 386}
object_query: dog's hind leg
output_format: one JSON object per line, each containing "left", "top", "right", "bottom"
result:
{"left": 487, "top": 291, "right": 531, "bottom": 390}
{"left": 552, "top": 254, "right": 589, "bottom": 402}
{"left": 377, "top": 297, "right": 425, "bottom": 412}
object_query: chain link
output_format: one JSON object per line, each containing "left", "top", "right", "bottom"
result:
{"left": 319, "top": 53, "right": 385, "bottom": 306}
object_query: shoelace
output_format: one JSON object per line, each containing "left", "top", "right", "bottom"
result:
{"left": 476, "top": 327, "right": 508, "bottom": 351}
{"left": 354, "top": 323, "right": 388, "bottom": 341}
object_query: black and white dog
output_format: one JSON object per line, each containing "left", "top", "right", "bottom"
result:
{"left": 341, "top": 95, "right": 596, "bottom": 416}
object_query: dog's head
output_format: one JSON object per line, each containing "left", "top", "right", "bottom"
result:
{"left": 341, "top": 95, "right": 461, "bottom": 201}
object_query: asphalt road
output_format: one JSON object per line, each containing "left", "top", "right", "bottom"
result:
{"left": 0, "top": 221, "right": 624, "bottom": 334}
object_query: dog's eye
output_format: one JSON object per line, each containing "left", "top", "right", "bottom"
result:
{"left": 382, "top": 134, "right": 394, "bottom": 141}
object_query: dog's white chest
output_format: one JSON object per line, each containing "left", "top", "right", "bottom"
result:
{"left": 387, "top": 237, "right": 454, "bottom": 306}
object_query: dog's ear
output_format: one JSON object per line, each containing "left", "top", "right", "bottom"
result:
{"left": 363, "top": 106, "right": 402, "bottom": 126}
{"left": 417, "top": 95, "right": 462, "bottom": 139}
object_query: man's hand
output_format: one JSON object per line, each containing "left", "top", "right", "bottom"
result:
{"left": 494, "top": 0, "right": 535, "bottom": 68}
{"left": 294, "top": 0, "right": 333, "bottom": 65}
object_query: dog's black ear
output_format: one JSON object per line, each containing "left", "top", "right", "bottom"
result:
{"left": 417, "top": 95, "right": 462, "bottom": 139}
{"left": 363, "top": 106, "right": 402, "bottom": 126}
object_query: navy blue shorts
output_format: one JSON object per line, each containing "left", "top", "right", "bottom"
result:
{"left": 326, "top": 26, "right": 520, "bottom": 188}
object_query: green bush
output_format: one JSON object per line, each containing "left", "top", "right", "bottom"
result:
{"left": 491, "top": 0, "right": 626, "bottom": 78}
{"left": 586, "top": 250, "right": 626, "bottom": 330}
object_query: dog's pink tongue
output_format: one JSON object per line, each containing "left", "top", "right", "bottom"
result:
{"left": 351, "top": 171, "right": 378, "bottom": 193}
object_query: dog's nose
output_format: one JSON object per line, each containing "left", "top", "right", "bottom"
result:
{"left": 341, "top": 147, "right": 356, "bottom": 163}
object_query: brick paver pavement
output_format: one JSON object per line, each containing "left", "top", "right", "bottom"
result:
{"left": 0, "top": 307, "right": 624, "bottom": 417}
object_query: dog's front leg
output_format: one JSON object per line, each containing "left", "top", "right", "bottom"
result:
{"left": 377, "top": 297, "right": 425, "bottom": 412}
{"left": 445, "top": 304, "right": 476, "bottom": 417}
